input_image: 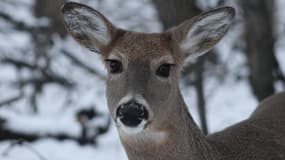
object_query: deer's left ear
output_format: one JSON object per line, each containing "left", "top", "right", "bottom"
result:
{"left": 168, "top": 7, "right": 235, "bottom": 58}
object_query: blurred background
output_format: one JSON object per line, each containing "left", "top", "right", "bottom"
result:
{"left": 0, "top": 0, "right": 284, "bottom": 159}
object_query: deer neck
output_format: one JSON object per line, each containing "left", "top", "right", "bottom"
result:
{"left": 120, "top": 92, "right": 220, "bottom": 160}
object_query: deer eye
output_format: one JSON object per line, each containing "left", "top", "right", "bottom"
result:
{"left": 106, "top": 59, "right": 123, "bottom": 74}
{"left": 156, "top": 63, "right": 173, "bottom": 78}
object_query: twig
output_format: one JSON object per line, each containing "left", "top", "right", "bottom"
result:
{"left": 1, "top": 58, "right": 37, "bottom": 70}
{"left": 15, "top": 75, "right": 73, "bottom": 88}
{"left": 0, "top": 93, "right": 23, "bottom": 108}
{"left": 0, "top": 11, "right": 47, "bottom": 32}
{"left": 1, "top": 140, "right": 48, "bottom": 160}
{"left": 61, "top": 49, "right": 106, "bottom": 80}
{"left": 1, "top": 57, "right": 73, "bottom": 88}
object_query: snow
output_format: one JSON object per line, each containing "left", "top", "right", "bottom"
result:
{"left": 276, "top": 47, "right": 285, "bottom": 80}
{"left": 0, "top": 131, "right": 127, "bottom": 160}
{"left": 0, "top": 0, "right": 284, "bottom": 160}
{"left": 0, "top": 0, "right": 47, "bottom": 27}
{"left": 0, "top": 109, "right": 81, "bottom": 137}
{"left": 0, "top": 31, "right": 31, "bottom": 52}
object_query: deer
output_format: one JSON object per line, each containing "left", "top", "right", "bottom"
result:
{"left": 61, "top": 2, "right": 285, "bottom": 160}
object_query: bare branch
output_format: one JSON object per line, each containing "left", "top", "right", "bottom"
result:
{"left": 14, "top": 75, "right": 73, "bottom": 88}
{"left": 0, "top": 12, "right": 32, "bottom": 31}
{"left": 0, "top": 94, "right": 23, "bottom": 108}
{"left": 61, "top": 49, "right": 106, "bottom": 80}
{"left": 1, "top": 58, "right": 36, "bottom": 70}
{"left": 1, "top": 57, "right": 73, "bottom": 87}
{"left": 2, "top": 140, "right": 48, "bottom": 160}
{"left": 0, "top": 11, "right": 47, "bottom": 32}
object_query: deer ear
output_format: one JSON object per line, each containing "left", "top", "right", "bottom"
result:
{"left": 169, "top": 7, "right": 235, "bottom": 58}
{"left": 61, "top": 2, "right": 116, "bottom": 53}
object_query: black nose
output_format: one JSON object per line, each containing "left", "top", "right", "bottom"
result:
{"left": 116, "top": 101, "right": 148, "bottom": 127}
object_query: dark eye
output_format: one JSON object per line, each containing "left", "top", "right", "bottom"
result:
{"left": 106, "top": 59, "right": 123, "bottom": 74}
{"left": 156, "top": 63, "right": 173, "bottom": 78}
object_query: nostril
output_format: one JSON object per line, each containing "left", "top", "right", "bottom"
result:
{"left": 116, "top": 102, "right": 148, "bottom": 127}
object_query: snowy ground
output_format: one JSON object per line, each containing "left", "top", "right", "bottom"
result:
{"left": 0, "top": 79, "right": 258, "bottom": 160}
{"left": 1, "top": 0, "right": 285, "bottom": 160}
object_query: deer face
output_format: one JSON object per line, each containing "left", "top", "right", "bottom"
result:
{"left": 62, "top": 2, "right": 234, "bottom": 136}
{"left": 104, "top": 33, "right": 182, "bottom": 134}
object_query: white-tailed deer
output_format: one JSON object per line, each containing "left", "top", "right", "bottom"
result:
{"left": 62, "top": 2, "right": 285, "bottom": 160}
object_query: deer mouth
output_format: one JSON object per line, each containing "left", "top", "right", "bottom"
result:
{"left": 116, "top": 101, "right": 149, "bottom": 131}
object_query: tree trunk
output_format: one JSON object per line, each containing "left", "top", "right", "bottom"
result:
{"left": 152, "top": 0, "right": 201, "bottom": 29}
{"left": 194, "top": 57, "right": 208, "bottom": 135}
{"left": 240, "top": 0, "right": 278, "bottom": 101}
{"left": 34, "top": 0, "right": 67, "bottom": 36}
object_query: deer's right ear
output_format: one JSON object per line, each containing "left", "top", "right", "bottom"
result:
{"left": 61, "top": 2, "right": 117, "bottom": 53}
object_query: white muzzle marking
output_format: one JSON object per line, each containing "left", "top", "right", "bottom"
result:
{"left": 116, "top": 93, "right": 151, "bottom": 135}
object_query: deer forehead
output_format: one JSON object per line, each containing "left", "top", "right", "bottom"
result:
{"left": 105, "top": 32, "right": 180, "bottom": 63}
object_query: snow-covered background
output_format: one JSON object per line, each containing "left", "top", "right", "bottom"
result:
{"left": 0, "top": 0, "right": 284, "bottom": 160}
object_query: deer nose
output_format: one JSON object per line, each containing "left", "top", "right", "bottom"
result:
{"left": 116, "top": 101, "right": 149, "bottom": 127}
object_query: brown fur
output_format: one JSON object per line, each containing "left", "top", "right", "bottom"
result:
{"left": 103, "top": 32, "right": 184, "bottom": 65}
{"left": 62, "top": 3, "right": 285, "bottom": 160}
{"left": 208, "top": 93, "right": 285, "bottom": 160}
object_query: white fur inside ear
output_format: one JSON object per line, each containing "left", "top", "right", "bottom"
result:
{"left": 180, "top": 11, "right": 232, "bottom": 57}
{"left": 63, "top": 7, "right": 111, "bottom": 46}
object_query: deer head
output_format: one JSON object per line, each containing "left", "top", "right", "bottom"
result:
{"left": 62, "top": 2, "right": 235, "bottom": 159}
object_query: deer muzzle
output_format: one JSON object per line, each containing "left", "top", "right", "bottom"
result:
{"left": 116, "top": 101, "right": 149, "bottom": 127}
